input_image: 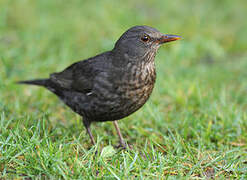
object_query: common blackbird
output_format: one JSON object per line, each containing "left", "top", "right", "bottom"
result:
{"left": 18, "top": 25, "right": 181, "bottom": 147}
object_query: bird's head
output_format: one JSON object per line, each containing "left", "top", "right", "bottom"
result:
{"left": 113, "top": 25, "right": 181, "bottom": 63}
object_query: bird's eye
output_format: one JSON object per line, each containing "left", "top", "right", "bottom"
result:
{"left": 141, "top": 34, "right": 150, "bottom": 42}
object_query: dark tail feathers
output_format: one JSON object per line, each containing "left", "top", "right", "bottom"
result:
{"left": 17, "top": 79, "right": 49, "bottom": 86}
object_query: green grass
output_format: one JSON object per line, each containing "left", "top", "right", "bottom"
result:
{"left": 1, "top": 0, "right": 247, "bottom": 179}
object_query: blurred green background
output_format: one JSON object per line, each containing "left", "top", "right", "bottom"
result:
{"left": 0, "top": 0, "right": 246, "bottom": 179}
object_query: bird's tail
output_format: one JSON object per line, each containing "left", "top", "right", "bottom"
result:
{"left": 17, "top": 79, "right": 49, "bottom": 86}
{"left": 17, "top": 78, "right": 65, "bottom": 97}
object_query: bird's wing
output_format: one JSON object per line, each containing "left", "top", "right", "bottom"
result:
{"left": 50, "top": 52, "right": 110, "bottom": 94}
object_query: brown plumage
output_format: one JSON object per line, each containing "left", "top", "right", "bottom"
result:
{"left": 18, "top": 25, "right": 181, "bottom": 147}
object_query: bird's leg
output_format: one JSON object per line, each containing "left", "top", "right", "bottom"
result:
{"left": 113, "top": 121, "right": 126, "bottom": 148}
{"left": 86, "top": 126, "right": 96, "bottom": 145}
{"left": 83, "top": 120, "right": 96, "bottom": 145}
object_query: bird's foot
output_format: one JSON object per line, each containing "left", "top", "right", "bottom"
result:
{"left": 115, "top": 141, "right": 132, "bottom": 150}
{"left": 115, "top": 143, "right": 126, "bottom": 150}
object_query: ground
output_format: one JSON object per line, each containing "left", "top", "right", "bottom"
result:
{"left": 0, "top": 0, "right": 246, "bottom": 179}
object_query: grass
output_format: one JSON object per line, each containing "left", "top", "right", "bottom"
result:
{"left": 0, "top": 0, "right": 247, "bottom": 179}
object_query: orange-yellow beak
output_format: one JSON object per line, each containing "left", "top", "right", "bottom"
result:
{"left": 159, "top": 34, "right": 181, "bottom": 44}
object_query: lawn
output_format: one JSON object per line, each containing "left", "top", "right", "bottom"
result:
{"left": 0, "top": 0, "right": 246, "bottom": 179}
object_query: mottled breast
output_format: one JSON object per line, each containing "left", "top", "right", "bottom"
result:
{"left": 87, "top": 60, "right": 156, "bottom": 122}
{"left": 118, "top": 61, "right": 156, "bottom": 115}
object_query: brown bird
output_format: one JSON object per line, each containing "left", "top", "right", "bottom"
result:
{"left": 18, "top": 25, "right": 181, "bottom": 148}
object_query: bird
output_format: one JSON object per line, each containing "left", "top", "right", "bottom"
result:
{"left": 18, "top": 25, "right": 181, "bottom": 148}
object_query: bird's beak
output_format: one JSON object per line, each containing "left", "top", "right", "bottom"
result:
{"left": 158, "top": 34, "right": 181, "bottom": 44}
